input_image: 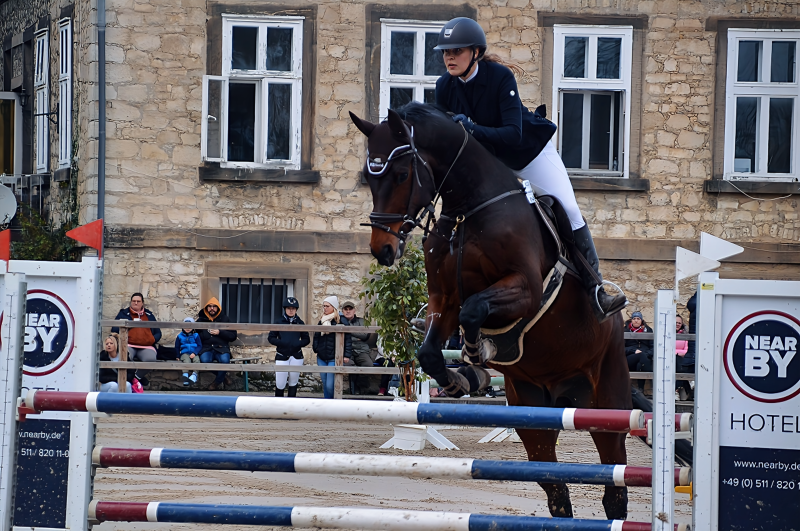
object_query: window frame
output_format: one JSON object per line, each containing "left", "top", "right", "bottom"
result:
{"left": 723, "top": 28, "right": 800, "bottom": 182}
{"left": 552, "top": 24, "right": 633, "bottom": 178}
{"left": 33, "top": 29, "right": 49, "bottom": 173}
{"left": 379, "top": 19, "right": 446, "bottom": 120}
{"left": 58, "top": 18, "right": 72, "bottom": 169}
{"left": 202, "top": 14, "right": 304, "bottom": 170}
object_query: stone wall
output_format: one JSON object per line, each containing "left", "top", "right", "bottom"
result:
{"left": 81, "top": 0, "right": 799, "bottom": 241}
{"left": 68, "top": 0, "right": 800, "bottom": 325}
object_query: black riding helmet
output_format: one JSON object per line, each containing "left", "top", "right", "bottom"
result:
{"left": 283, "top": 297, "right": 300, "bottom": 309}
{"left": 434, "top": 18, "right": 487, "bottom": 78}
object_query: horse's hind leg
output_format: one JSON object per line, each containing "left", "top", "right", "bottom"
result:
{"left": 590, "top": 432, "right": 629, "bottom": 520}
{"left": 517, "top": 428, "right": 574, "bottom": 518}
{"left": 590, "top": 321, "right": 632, "bottom": 520}
{"left": 508, "top": 379, "right": 574, "bottom": 518}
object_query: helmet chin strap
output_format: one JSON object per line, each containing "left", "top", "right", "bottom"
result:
{"left": 457, "top": 48, "right": 480, "bottom": 79}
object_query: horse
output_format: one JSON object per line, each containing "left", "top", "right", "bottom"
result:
{"left": 350, "top": 103, "right": 632, "bottom": 521}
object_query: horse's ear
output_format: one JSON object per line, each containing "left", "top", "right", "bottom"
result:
{"left": 349, "top": 112, "right": 376, "bottom": 137}
{"left": 386, "top": 109, "right": 409, "bottom": 140}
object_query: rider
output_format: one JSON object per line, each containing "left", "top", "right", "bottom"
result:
{"left": 433, "top": 17, "right": 627, "bottom": 323}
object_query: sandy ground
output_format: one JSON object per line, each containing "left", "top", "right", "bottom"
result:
{"left": 93, "top": 400, "right": 692, "bottom": 530}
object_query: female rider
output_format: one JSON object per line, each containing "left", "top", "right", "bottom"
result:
{"left": 433, "top": 17, "right": 626, "bottom": 323}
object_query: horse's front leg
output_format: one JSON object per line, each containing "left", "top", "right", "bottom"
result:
{"left": 458, "top": 272, "right": 535, "bottom": 391}
{"left": 416, "top": 293, "right": 461, "bottom": 394}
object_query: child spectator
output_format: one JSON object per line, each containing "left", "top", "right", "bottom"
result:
{"left": 268, "top": 297, "right": 310, "bottom": 397}
{"left": 99, "top": 334, "right": 133, "bottom": 393}
{"left": 175, "top": 317, "right": 202, "bottom": 386}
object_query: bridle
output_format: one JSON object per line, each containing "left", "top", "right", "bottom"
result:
{"left": 360, "top": 120, "right": 469, "bottom": 243}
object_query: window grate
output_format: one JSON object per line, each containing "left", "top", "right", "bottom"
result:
{"left": 220, "top": 278, "right": 294, "bottom": 324}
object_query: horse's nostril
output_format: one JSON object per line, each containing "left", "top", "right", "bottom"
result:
{"left": 377, "top": 244, "right": 395, "bottom": 266}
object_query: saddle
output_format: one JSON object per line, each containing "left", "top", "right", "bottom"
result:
{"left": 471, "top": 194, "right": 584, "bottom": 366}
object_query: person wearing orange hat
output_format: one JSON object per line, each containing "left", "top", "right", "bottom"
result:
{"left": 197, "top": 297, "right": 238, "bottom": 390}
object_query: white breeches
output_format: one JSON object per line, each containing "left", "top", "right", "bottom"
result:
{"left": 275, "top": 357, "right": 303, "bottom": 389}
{"left": 514, "top": 141, "right": 585, "bottom": 231}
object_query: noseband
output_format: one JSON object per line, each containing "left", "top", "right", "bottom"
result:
{"left": 361, "top": 122, "right": 469, "bottom": 243}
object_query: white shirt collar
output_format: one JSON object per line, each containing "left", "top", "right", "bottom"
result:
{"left": 459, "top": 63, "right": 479, "bottom": 83}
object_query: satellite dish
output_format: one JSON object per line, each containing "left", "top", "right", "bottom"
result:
{"left": 0, "top": 186, "right": 17, "bottom": 224}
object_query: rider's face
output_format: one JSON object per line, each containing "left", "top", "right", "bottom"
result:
{"left": 443, "top": 47, "right": 476, "bottom": 76}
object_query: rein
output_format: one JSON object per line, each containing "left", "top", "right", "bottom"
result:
{"left": 360, "top": 123, "right": 469, "bottom": 243}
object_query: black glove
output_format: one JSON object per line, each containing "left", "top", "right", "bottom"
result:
{"left": 451, "top": 114, "right": 476, "bottom": 134}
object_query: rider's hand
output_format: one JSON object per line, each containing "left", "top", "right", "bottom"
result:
{"left": 451, "top": 114, "right": 475, "bottom": 134}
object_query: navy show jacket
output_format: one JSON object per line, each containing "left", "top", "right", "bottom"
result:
{"left": 435, "top": 60, "right": 556, "bottom": 171}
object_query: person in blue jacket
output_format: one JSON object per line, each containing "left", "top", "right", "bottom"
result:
{"left": 175, "top": 317, "right": 202, "bottom": 386}
{"left": 268, "top": 297, "right": 311, "bottom": 397}
{"left": 433, "top": 17, "right": 626, "bottom": 323}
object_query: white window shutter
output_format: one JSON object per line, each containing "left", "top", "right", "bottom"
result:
{"left": 58, "top": 19, "right": 72, "bottom": 168}
{"left": 201, "top": 75, "right": 228, "bottom": 162}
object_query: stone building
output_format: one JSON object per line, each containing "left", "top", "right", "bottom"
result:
{"left": 2, "top": 0, "right": 799, "bottom": 348}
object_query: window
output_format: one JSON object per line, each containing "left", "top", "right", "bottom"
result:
{"left": 221, "top": 277, "right": 294, "bottom": 324}
{"left": 379, "top": 20, "right": 446, "bottom": 119}
{"left": 724, "top": 29, "right": 799, "bottom": 181}
{"left": 552, "top": 25, "right": 633, "bottom": 177}
{"left": 202, "top": 15, "right": 303, "bottom": 169}
{"left": 58, "top": 19, "right": 72, "bottom": 169}
{"left": 34, "top": 30, "right": 49, "bottom": 173}
{"left": 0, "top": 93, "right": 23, "bottom": 178}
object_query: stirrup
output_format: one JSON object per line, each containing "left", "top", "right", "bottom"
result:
{"left": 594, "top": 281, "right": 628, "bottom": 323}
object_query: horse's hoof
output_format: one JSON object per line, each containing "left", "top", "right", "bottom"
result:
{"left": 441, "top": 370, "right": 470, "bottom": 398}
{"left": 479, "top": 338, "right": 497, "bottom": 364}
{"left": 457, "top": 365, "right": 492, "bottom": 394}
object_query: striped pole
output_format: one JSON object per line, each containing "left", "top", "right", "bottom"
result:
{"left": 89, "top": 501, "right": 690, "bottom": 530}
{"left": 25, "top": 391, "right": 644, "bottom": 432}
{"left": 93, "top": 447, "right": 692, "bottom": 488}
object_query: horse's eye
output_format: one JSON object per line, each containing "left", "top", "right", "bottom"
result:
{"left": 397, "top": 171, "right": 409, "bottom": 183}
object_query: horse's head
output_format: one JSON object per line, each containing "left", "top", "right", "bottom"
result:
{"left": 349, "top": 107, "right": 438, "bottom": 266}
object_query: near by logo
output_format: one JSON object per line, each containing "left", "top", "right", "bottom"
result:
{"left": 22, "top": 290, "right": 75, "bottom": 376}
{"left": 724, "top": 311, "right": 800, "bottom": 403}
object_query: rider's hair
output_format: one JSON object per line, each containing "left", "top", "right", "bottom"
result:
{"left": 480, "top": 51, "right": 527, "bottom": 79}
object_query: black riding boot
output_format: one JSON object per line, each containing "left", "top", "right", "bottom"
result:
{"left": 287, "top": 385, "right": 297, "bottom": 398}
{"left": 275, "top": 387, "right": 285, "bottom": 397}
{"left": 573, "top": 225, "right": 628, "bottom": 323}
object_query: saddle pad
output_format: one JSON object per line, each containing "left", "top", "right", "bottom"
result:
{"left": 479, "top": 261, "right": 566, "bottom": 366}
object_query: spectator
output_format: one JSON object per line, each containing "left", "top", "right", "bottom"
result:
{"left": 625, "top": 311, "right": 653, "bottom": 372}
{"left": 268, "top": 297, "right": 310, "bottom": 397}
{"left": 99, "top": 334, "right": 133, "bottom": 393}
{"left": 675, "top": 314, "right": 690, "bottom": 400}
{"left": 681, "top": 292, "right": 698, "bottom": 399}
{"left": 341, "top": 300, "right": 374, "bottom": 395}
{"left": 111, "top": 293, "right": 161, "bottom": 386}
{"left": 175, "top": 317, "right": 202, "bottom": 386}
{"left": 312, "top": 296, "right": 352, "bottom": 399}
{"left": 197, "top": 297, "right": 238, "bottom": 391}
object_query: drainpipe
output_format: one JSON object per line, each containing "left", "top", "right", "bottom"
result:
{"left": 97, "top": 0, "right": 106, "bottom": 227}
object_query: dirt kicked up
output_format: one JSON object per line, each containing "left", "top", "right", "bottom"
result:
{"left": 93, "top": 410, "right": 692, "bottom": 530}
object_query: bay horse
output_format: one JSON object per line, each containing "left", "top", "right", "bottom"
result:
{"left": 350, "top": 103, "right": 631, "bottom": 521}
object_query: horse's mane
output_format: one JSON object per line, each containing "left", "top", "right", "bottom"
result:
{"left": 393, "top": 102, "right": 461, "bottom": 148}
